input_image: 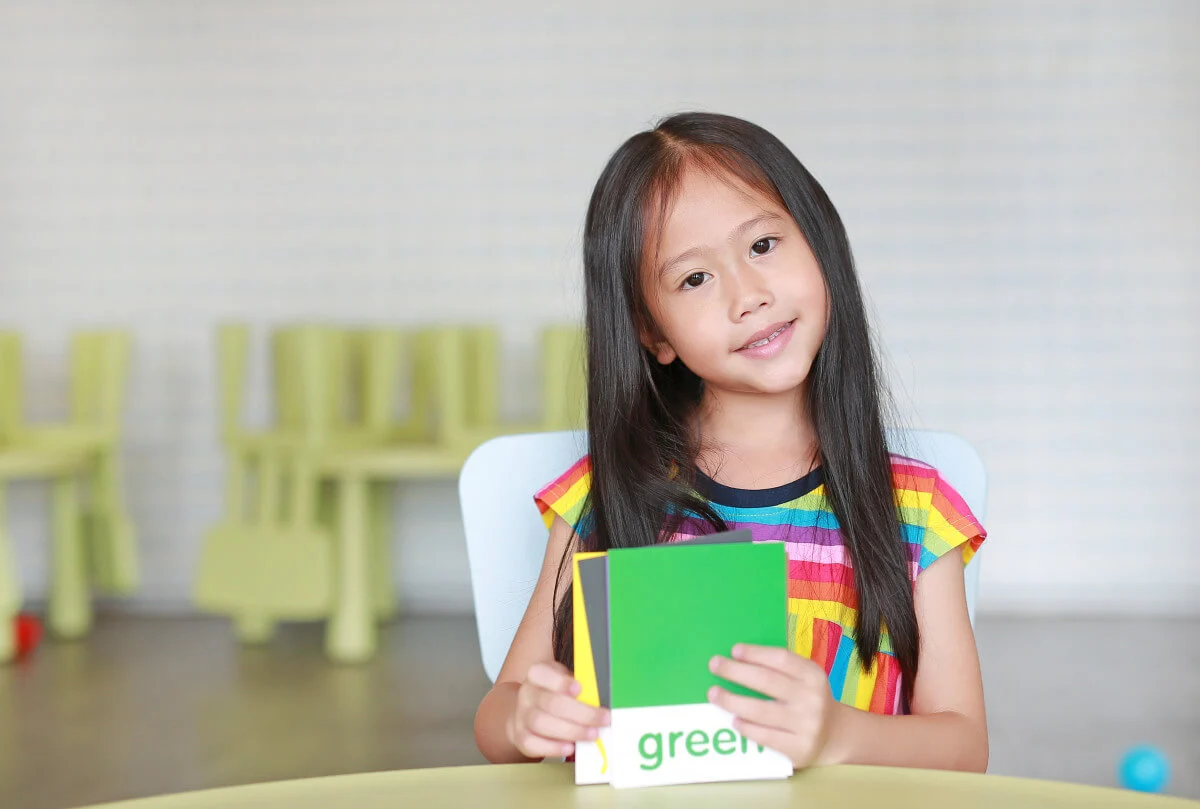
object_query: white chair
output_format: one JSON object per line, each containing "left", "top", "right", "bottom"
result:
{"left": 460, "top": 429, "right": 986, "bottom": 683}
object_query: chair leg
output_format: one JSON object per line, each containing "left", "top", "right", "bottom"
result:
{"left": 326, "top": 473, "right": 375, "bottom": 662}
{"left": 316, "top": 479, "right": 337, "bottom": 530}
{"left": 234, "top": 614, "right": 275, "bottom": 643}
{"left": 87, "top": 452, "right": 138, "bottom": 595}
{"left": 49, "top": 476, "right": 91, "bottom": 639}
{"left": 0, "top": 487, "right": 19, "bottom": 662}
{"left": 0, "top": 611, "right": 13, "bottom": 663}
{"left": 235, "top": 451, "right": 279, "bottom": 644}
{"left": 370, "top": 481, "right": 399, "bottom": 621}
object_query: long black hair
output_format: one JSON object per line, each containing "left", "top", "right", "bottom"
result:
{"left": 552, "top": 112, "right": 918, "bottom": 705}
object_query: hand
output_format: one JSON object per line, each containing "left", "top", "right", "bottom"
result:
{"left": 506, "top": 661, "right": 611, "bottom": 760}
{"left": 707, "top": 644, "right": 840, "bottom": 769}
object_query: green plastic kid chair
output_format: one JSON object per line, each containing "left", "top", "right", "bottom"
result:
{"left": 283, "top": 325, "right": 404, "bottom": 622}
{"left": 285, "top": 325, "right": 403, "bottom": 623}
{"left": 289, "top": 323, "right": 583, "bottom": 662}
{"left": 62, "top": 330, "right": 138, "bottom": 595}
{"left": 9, "top": 330, "right": 138, "bottom": 595}
{"left": 195, "top": 325, "right": 335, "bottom": 643}
{"left": 0, "top": 330, "right": 136, "bottom": 658}
{"left": 195, "top": 324, "right": 403, "bottom": 646}
{"left": 307, "top": 325, "right": 482, "bottom": 662}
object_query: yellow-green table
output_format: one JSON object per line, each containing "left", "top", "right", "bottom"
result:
{"left": 75, "top": 763, "right": 1197, "bottom": 808}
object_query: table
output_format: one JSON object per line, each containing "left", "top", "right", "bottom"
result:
{"left": 76, "top": 763, "right": 1197, "bottom": 808}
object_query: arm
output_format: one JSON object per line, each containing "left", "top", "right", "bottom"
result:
{"left": 709, "top": 547, "right": 988, "bottom": 772}
{"left": 818, "top": 547, "right": 989, "bottom": 770}
{"left": 474, "top": 683, "right": 532, "bottom": 764}
{"left": 473, "top": 516, "right": 609, "bottom": 763}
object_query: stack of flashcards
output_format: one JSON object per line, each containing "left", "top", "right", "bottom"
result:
{"left": 572, "top": 530, "right": 792, "bottom": 788}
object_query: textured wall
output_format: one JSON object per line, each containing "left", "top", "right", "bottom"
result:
{"left": 1, "top": 1, "right": 1197, "bottom": 613}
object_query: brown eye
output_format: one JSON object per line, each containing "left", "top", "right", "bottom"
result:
{"left": 751, "top": 238, "right": 777, "bottom": 256}
{"left": 682, "top": 272, "right": 709, "bottom": 290}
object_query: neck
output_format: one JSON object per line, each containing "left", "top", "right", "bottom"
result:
{"left": 694, "top": 384, "right": 818, "bottom": 489}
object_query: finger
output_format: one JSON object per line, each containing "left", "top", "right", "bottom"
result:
{"left": 731, "top": 718, "right": 806, "bottom": 768}
{"left": 709, "top": 655, "right": 796, "bottom": 701}
{"left": 515, "top": 731, "right": 576, "bottom": 759}
{"left": 731, "top": 644, "right": 813, "bottom": 675}
{"left": 708, "top": 686, "right": 793, "bottom": 732}
{"left": 527, "top": 711, "right": 602, "bottom": 744}
{"left": 526, "top": 662, "right": 580, "bottom": 695}
{"left": 538, "top": 691, "right": 611, "bottom": 727}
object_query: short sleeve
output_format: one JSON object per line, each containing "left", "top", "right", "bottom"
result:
{"left": 918, "top": 470, "right": 987, "bottom": 572}
{"left": 534, "top": 455, "right": 593, "bottom": 533}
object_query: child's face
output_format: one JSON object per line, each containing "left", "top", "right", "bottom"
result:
{"left": 641, "top": 167, "right": 828, "bottom": 398}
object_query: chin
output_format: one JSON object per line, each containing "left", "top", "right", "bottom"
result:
{"left": 724, "top": 374, "right": 811, "bottom": 397}
{"left": 756, "top": 379, "right": 809, "bottom": 396}
{"left": 699, "top": 358, "right": 815, "bottom": 397}
{"left": 754, "top": 365, "right": 815, "bottom": 395}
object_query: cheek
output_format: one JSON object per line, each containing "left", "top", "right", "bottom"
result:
{"left": 795, "top": 267, "right": 828, "bottom": 323}
{"left": 811, "top": 285, "right": 829, "bottom": 332}
{"left": 657, "top": 307, "right": 726, "bottom": 367}
{"left": 817, "top": 284, "right": 831, "bottom": 335}
{"left": 642, "top": 289, "right": 678, "bottom": 346}
{"left": 657, "top": 293, "right": 707, "bottom": 337}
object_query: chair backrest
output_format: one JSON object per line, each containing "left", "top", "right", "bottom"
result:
{"left": 460, "top": 429, "right": 987, "bottom": 684}
{"left": 69, "top": 330, "right": 131, "bottom": 434}
{"left": 271, "top": 324, "right": 339, "bottom": 442}
{"left": 0, "top": 331, "right": 24, "bottom": 442}
{"left": 538, "top": 326, "right": 586, "bottom": 431}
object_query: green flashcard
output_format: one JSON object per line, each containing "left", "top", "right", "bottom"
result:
{"left": 607, "top": 541, "right": 787, "bottom": 710}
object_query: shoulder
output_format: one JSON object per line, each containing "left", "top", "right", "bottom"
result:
{"left": 887, "top": 453, "right": 938, "bottom": 490}
{"left": 534, "top": 455, "right": 592, "bottom": 531}
{"left": 887, "top": 453, "right": 987, "bottom": 571}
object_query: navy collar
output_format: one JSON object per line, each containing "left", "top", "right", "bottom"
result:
{"left": 693, "top": 464, "right": 824, "bottom": 508}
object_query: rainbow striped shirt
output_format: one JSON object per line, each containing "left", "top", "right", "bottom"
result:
{"left": 535, "top": 454, "right": 986, "bottom": 716}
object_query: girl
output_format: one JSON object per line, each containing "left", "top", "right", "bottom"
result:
{"left": 474, "top": 112, "right": 988, "bottom": 772}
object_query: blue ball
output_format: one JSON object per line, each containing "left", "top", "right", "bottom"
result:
{"left": 1119, "top": 746, "right": 1171, "bottom": 793}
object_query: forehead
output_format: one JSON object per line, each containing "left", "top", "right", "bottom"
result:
{"left": 653, "top": 167, "right": 784, "bottom": 249}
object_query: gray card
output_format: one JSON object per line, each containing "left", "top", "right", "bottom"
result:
{"left": 674, "top": 528, "right": 753, "bottom": 546}
{"left": 577, "top": 555, "right": 611, "bottom": 709}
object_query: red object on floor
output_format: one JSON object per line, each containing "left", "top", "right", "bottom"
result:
{"left": 13, "top": 613, "right": 42, "bottom": 660}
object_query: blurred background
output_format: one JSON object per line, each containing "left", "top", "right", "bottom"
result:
{"left": 0, "top": 2, "right": 1197, "bottom": 807}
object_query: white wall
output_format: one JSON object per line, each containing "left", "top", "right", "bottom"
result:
{"left": 1, "top": 1, "right": 1197, "bottom": 615}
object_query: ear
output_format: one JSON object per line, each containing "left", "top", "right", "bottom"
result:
{"left": 651, "top": 341, "right": 677, "bottom": 365}
{"left": 639, "top": 328, "right": 678, "bottom": 366}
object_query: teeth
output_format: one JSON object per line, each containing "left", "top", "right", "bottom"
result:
{"left": 743, "top": 324, "right": 787, "bottom": 350}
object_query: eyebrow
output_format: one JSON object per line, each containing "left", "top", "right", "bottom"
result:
{"left": 657, "top": 213, "right": 784, "bottom": 278}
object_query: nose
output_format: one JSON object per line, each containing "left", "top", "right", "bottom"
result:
{"left": 729, "top": 263, "right": 774, "bottom": 321}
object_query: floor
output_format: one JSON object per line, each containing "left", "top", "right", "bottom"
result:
{"left": 1, "top": 614, "right": 1196, "bottom": 809}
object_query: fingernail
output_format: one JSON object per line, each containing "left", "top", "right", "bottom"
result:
{"left": 732, "top": 644, "right": 744, "bottom": 659}
{"left": 709, "top": 656, "right": 720, "bottom": 673}
{"left": 601, "top": 709, "right": 612, "bottom": 725}
{"left": 563, "top": 743, "right": 575, "bottom": 756}
{"left": 707, "top": 686, "right": 719, "bottom": 702}
{"left": 570, "top": 681, "right": 582, "bottom": 696}
{"left": 587, "top": 728, "right": 598, "bottom": 740}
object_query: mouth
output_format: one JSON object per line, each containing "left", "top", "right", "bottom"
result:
{"left": 737, "top": 320, "right": 795, "bottom": 352}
